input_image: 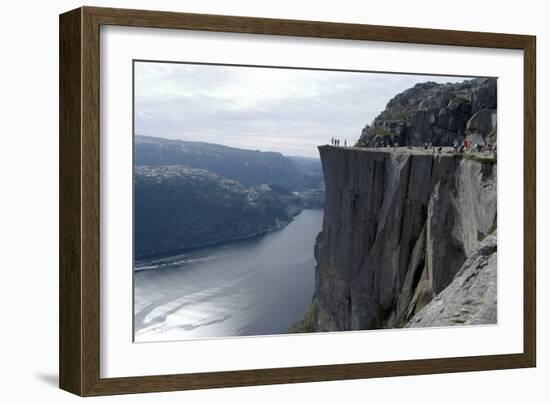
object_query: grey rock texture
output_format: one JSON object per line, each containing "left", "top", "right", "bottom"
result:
{"left": 308, "top": 146, "right": 497, "bottom": 331}
{"left": 356, "top": 78, "right": 497, "bottom": 147}
{"left": 466, "top": 109, "right": 497, "bottom": 146}
{"left": 408, "top": 231, "right": 497, "bottom": 327}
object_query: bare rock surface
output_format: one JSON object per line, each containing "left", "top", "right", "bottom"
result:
{"left": 408, "top": 232, "right": 497, "bottom": 327}
{"left": 466, "top": 109, "right": 497, "bottom": 146}
{"left": 356, "top": 78, "right": 497, "bottom": 148}
{"left": 305, "top": 146, "right": 497, "bottom": 332}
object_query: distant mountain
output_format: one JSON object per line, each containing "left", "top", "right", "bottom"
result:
{"left": 134, "top": 165, "right": 315, "bottom": 259}
{"left": 287, "top": 156, "right": 324, "bottom": 190}
{"left": 135, "top": 135, "right": 323, "bottom": 190}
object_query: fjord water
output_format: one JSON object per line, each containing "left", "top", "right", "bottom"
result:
{"left": 134, "top": 209, "right": 323, "bottom": 342}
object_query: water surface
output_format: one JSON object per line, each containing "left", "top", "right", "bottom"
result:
{"left": 134, "top": 209, "right": 323, "bottom": 342}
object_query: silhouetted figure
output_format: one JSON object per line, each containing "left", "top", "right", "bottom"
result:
{"left": 452, "top": 139, "right": 457, "bottom": 153}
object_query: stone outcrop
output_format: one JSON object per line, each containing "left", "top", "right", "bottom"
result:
{"left": 408, "top": 231, "right": 497, "bottom": 327}
{"left": 305, "top": 146, "right": 497, "bottom": 331}
{"left": 466, "top": 109, "right": 497, "bottom": 146}
{"left": 356, "top": 78, "right": 497, "bottom": 147}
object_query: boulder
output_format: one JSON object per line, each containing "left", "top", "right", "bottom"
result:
{"left": 466, "top": 109, "right": 497, "bottom": 146}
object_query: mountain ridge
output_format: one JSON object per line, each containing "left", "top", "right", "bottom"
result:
{"left": 135, "top": 135, "right": 323, "bottom": 190}
{"left": 356, "top": 78, "right": 497, "bottom": 147}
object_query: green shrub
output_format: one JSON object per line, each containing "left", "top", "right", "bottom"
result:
{"left": 287, "top": 300, "right": 318, "bottom": 333}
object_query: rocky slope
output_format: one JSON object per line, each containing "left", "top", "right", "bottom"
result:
{"left": 408, "top": 231, "right": 497, "bottom": 327}
{"left": 134, "top": 165, "right": 312, "bottom": 259}
{"left": 356, "top": 78, "right": 497, "bottom": 147}
{"left": 300, "top": 146, "right": 497, "bottom": 331}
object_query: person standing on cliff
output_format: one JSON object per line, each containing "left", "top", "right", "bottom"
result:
{"left": 463, "top": 137, "right": 470, "bottom": 151}
{"left": 453, "top": 139, "right": 459, "bottom": 153}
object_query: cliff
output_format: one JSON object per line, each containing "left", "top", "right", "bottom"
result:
{"left": 304, "top": 146, "right": 497, "bottom": 331}
{"left": 408, "top": 231, "right": 497, "bottom": 327}
{"left": 356, "top": 78, "right": 497, "bottom": 147}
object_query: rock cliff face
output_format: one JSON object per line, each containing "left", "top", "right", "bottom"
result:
{"left": 356, "top": 78, "right": 497, "bottom": 147}
{"left": 466, "top": 109, "right": 497, "bottom": 146}
{"left": 408, "top": 231, "right": 497, "bottom": 327}
{"left": 307, "top": 146, "right": 497, "bottom": 331}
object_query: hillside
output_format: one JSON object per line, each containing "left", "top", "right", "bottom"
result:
{"left": 135, "top": 135, "right": 323, "bottom": 190}
{"left": 134, "top": 165, "right": 315, "bottom": 259}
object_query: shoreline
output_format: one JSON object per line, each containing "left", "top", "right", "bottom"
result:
{"left": 134, "top": 208, "right": 323, "bottom": 267}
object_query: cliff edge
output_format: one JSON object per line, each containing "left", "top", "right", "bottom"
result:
{"left": 300, "top": 146, "right": 497, "bottom": 332}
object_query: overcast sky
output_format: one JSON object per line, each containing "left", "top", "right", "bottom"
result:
{"left": 134, "top": 62, "right": 473, "bottom": 158}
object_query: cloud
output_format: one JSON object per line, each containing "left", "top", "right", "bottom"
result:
{"left": 134, "top": 61, "right": 472, "bottom": 158}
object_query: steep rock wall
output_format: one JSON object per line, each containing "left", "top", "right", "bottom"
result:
{"left": 310, "top": 146, "right": 496, "bottom": 331}
{"left": 408, "top": 231, "right": 497, "bottom": 327}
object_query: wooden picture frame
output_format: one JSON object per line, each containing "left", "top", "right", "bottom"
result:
{"left": 59, "top": 6, "right": 536, "bottom": 396}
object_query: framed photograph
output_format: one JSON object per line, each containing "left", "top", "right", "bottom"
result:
{"left": 59, "top": 6, "right": 536, "bottom": 396}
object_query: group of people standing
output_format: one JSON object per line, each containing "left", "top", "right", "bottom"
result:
{"left": 452, "top": 138, "right": 470, "bottom": 153}
{"left": 369, "top": 139, "right": 399, "bottom": 149}
{"left": 452, "top": 138, "right": 496, "bottom": 154}
{"left": 331, "top": 138, "right": 348, "bottom": 147}
{"left": 332, "top": 136, "right": 495, "bottom": 156}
